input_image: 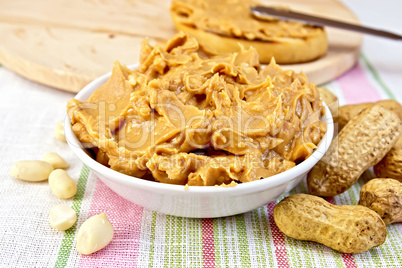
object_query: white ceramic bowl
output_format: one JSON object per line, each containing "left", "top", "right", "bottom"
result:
{"left": 65, "top": 65, "right": 334, "bottom": 218}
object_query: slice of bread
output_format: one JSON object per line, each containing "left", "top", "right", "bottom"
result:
{"left": 171, "top": 0, "right": 328, "bottom": 64}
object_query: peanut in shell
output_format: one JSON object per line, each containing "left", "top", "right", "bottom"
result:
{"left": 274, "top": 194, "right": 387, "bottom": 254}
{"left": 318, "top": 87, "right": 338, "bottom": 119}
{"left": 337, "top": 99, "right": 402, "bottom": 130}
{"left": 359, "top": 178, "right": 402, "bottom": 225}
{"left": 307, "top": 105, "right": 401, "bottom": 197}
{"left": 374, "top": 137, "right": 402, "bottom": 182}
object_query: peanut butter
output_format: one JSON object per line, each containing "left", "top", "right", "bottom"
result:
{"left": 171, "top": 0, "right": 324, "bottom": 41}
{"left": 67, "top": 32, "right": 326, "bottom": 186}
{"left": 170, "top": 0, "right": 328, "bottom": 64}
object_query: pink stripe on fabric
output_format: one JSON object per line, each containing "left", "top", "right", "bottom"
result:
{"left": 79, "top": 179, "right": 144, "bottom": 267}
{"left": 326, "top": 198, "right": 357, "bottom": 268}
{"left": 202, "top": 218, "right": 216, "bottom": 268}
{"left": 341, "top": 254, "right": 358, "bottom": 268}
{"left": 326, "top": 197, "right": 336, "bottom": 205}
{"left": 267, "top": 201, "right": 290, "bottom": 268}
{"left": 336, "top": 64, "right": 382, "bottom": 105}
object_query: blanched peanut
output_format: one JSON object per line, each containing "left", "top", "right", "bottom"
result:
{"left": 43, "top": 152, "right": 70, "bottom": 169}
{"left": 10, "top": 160, "right": 54, "bottom": 182}
{"left": 274, "top": 194, "right": 387, "bottom": 253}
{"left": 76, "top": 213, "right": 114, "bottom": 255}
{"left": 49, "top": 205, "right": 77, "bottom": 231}
{"left": 49, "top": 169, "right": 77, "bottom": 199}
{"left": 54, "top": 121, "right": 66, "bottom": 142}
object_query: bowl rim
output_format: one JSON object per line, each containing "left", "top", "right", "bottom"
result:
{"left": 65, "top": 63, "right": 334, "bottom": 196}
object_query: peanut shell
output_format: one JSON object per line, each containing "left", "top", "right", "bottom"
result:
{"left": 337, "top": 99, "right": 402, "bottom": 130}
{"left": 274, "top": 194, "right": 387, "bottom": 254}
{"left": 359, "top": 178, "right": 402, "bottom": 225}
{"left": 374, "top": 137, "right": 402, "bottom": 182}
{"left": 318, "top": 87, "right": 338, "bottom": 119}
{"left": 308, "top": 105, "right": 401, "bottom": 197}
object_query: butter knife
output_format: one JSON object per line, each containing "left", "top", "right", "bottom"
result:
{"left": 250, "top": 6, "right": 402, "bottom": 40}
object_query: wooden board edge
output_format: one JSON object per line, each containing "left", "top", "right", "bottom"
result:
{"left": 0, "top": 47, "right": 92, "bottom": 93}
{"left": 305, "top": 47, "right": 361, "bottom": 85}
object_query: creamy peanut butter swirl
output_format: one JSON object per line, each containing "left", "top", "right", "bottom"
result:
{"left": 67, "top": 32, "right": 326, "bottom": 186}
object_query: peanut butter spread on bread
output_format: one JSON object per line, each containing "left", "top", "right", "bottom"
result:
{"left": 171, "top": 0, "right": 324, "bottom": 41}
{"left": 67, "top": 32, "right": 326, "bottom": 186}
{"left": 170, "top": 0, "right": 328, "bottom": 63}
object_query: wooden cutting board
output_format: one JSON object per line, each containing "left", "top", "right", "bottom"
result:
{"left": 0, "top": 0, "right": 362, "bottom": 92}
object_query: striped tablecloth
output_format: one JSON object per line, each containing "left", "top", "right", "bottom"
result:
{"left": 1, "top": 56, "right": 401, "bottom": 268}
{"left": 1, "top": 1, "right": 402, "bottom": 267}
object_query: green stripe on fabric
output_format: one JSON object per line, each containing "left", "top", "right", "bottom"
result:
{"left": 386, "top": 226, "right": 402, "bottom": 266}
{"left": 332, "top": 251, "right": 346, "bottom": 268}
{"left": 327, "top": 232, "right": 347, "bottom": 266}
{"left": 194, "top": 219, "right": 203, "bottom": 266}
{"left": 54, "top": 165, "right": 90, "bottom": 268}
{"left": 164, "top": 215, "right": 174, "bottom": 268}
{"left": 176, "top": 216, "right": 184, "bottom": 267}
{"left": 345, "top": 184, "right": 359, "bottom": 205}
{"left": 336, "top": 192, "right": 347, "bottom": 205}
{"left": 214, "top": 218, "right": 229, "bottom": 268}
{"left": 164, "top": 216, "right": 184, "bottom": 268}
{"left": 221, "top": 218, "right": 230, "bottom": 268}
{"left": 299, "top": 180, "right": 308, "bottom": 194}
{"left": 250, "top": 210, "right": 266, "bottom": 266}
{"left": 185, "top": 218, "right": 202, "bottom": 267}
{"left": 361, "top": 54, "right": 396, "bottom": 100}
{"left": 261, "top": 206, "right": 275, "bottom": 267}
{"left": 305, "top": 241, "right": 323, "bottom": 267}
{"left": 148, "top": 211, "right": 158, "bottom": 268}
{"left": 235, "top": 214, "right": 251, "bottom": 267}
{"left": 283, "top": 232, "right": 301, "bottom": 267}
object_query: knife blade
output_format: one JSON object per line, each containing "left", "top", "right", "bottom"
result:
{"left": 250, "top": 6, "right": 402, "bottom": 40}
